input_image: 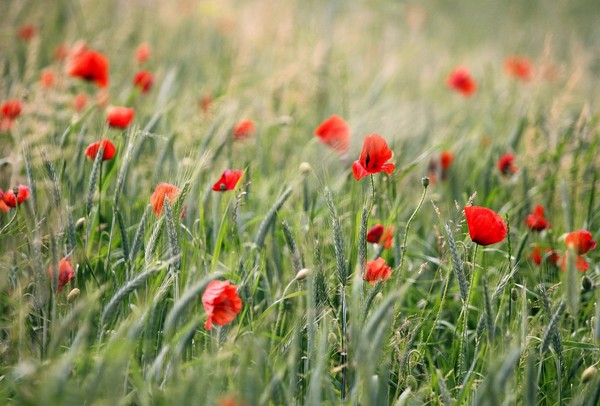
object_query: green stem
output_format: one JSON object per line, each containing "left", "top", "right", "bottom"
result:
{"left": 396, "top": 179, "right": 428, "bottom": 276}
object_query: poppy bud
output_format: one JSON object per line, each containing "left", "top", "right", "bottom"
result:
{"left": 299, "top": 162, "right": 312, "bottom": 175}
{"left": 582, "top": 275, "right": 593, "bottom": 292}
{"left": 511, "top": 287, "right": 519, "bottom": 301}
{"left": 67, "top": 288, "right": 80, "bottom": 303}
{"left": 295, "top": 268, "right": 311, "bottom": 281}
{"left": 421, "top": 176, "right": 430, "bottom": 188}
{"left": 581, "top": 366, "right": 597, "bottom": 383}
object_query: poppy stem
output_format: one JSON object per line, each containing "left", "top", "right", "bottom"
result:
{"left": 396, "top": 179, "right": 429, "bottom": 276}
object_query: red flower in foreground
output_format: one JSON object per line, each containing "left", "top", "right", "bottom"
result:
{"left": 314, "top": 115, "right": 350, "bottom": 153}
{"left": 366, "top": 224, "right": 393, "bottom": 249}
{"left": 67, "top": 48, "right": 109, "bottom": 88}
{"left": 529, "top": 245, "right": 559, "bottom": 266}
{"left": 212, "top": 170, "right": 244, "bottom": 192}
{"left": 136, "top": 43, "right": 151, "bottom": 64}
{"left": 505, "top": 57, "right": 533, "bottom": 82}
{"left": 48, "top": 259, "right": 75, "bottom": 292}
{"left": 565, "top": 230, "right": 597, "bottom": 255}
{"left": 525, "top": 205, "right": 550, "bottom": 231}
{"left": 447, "top": 67, "right": 477, "bottom": 96}
{"left": 464, "top": 206, "right": 507, "bottom": 246}
{"left": 497, "top": 153, "right": 517, "bottom": 176}
{"left": 202, "top": 280, "right": 242, "bottom": 330}
{"left": 233, "top": 119, "right": 255, "bottom": 140}
{"left": 363, "top": 257, "right": 392, "bottom": 285}
{"left": 3, "top": 185, "right": 31, "bottom": 208}
{"left": 352, "top": 134, "right": 395, "bottom": 180}
{"left": 150, "top": 183, "right": 180, "bottom": 216}
{"left": 18, "top": 24, "right": 37, "bottom": 41}
{"left": 106, "top": 106, "right": 135, "bottom": 129}
{"left": 85, "top": 139, "right": 116, "bottom": 161}
{"left": 133, "top": 70, "right": 154, "bottom": 93}
{"left": 1, "top": 100, "right": 23, "bottom": 120}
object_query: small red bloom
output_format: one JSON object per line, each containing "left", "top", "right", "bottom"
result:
{"left": 314, "top": 115, "right": 350, "bottom": 153}
{"left": 199, "top": 94, "right": 213, "bottom": 114}
{"left": 497, "top": 153, "right": 517, "bottom": 176}
{"left": 363, "top": 257, "right": 392, "bottom": 285}
{"left": 505, "top": 57, "right": 533, "bottom": 82}
{"left": 447, "top": 67, "right": 477, "bottom": 96}
{"left": 73, "top": 93, "right": 87, "bottom": 112}
{"left": 48, "top": 259, "right": 75, "bottom": 293}
{"left": 352, "top": 134, "right": 395, "bottom": 180}
{"left": 525, "top": 205, "right": 550, "bottom": 231}
{"left": 133, "top": 70, "right": 154, "bottom": 93}
{"left": 41, "top": 69, "right": 55, "bottom": 88}
{"left": 150, "top": 183, "right": 180, "bottom": 216}
{"left": 565, "top": 229, "right": 597, "bottom": 255}
{"left": 18, "top": 24, "right": 37, "bottom": 41}
{"left": 464, "top": 206, "right": 507, "bottom": 246}
{"left": 85, "top": 139, "right": 116, "bottom": 161}
{"left": 202, "top": 280, "right": 242, "bottom": 330}
{"left": 1, "top": 100, "right": 22, "bottom": 120}
{"left": 3, "top": 185, "right": 31, "bottom": 208}
{"left": 135, "top": 43, "right": 151, "bottom": 64}
{"left": 529, "top": 245, "right": 559, "bottom": 266}
{"left": 106, "top": 106, "right": 135, "bottom": 129}
{"left": 233, "top": 119, "right": 256, "bottom": 140}
{"left": 559, "top": 251, "right": 589, "bottom": 272}
{"left": 212, "top": 170, "right": 244, "bottom": 192}
{"left": 440, "top": 151, "right": 454, "bottom": 171}
{"left": 66, "top": 49, "right": 109, "bottom": 88}
{"left": 0, "top": 189, "right": 9, "bottom": 212}
{"left": 366, "top": 224, "right": 393, "bottom": 249}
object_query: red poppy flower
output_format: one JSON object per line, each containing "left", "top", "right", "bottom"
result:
{"left": 150, "top": 183, "right": 180, "bottom": 216}
{"left": 366, "top": 224, "right": 393, "bottom": 249}
{"left": 525, "top": 205, "right": 550, "bottom": 231}
{"left": 497, "top": 153, "right": 517, "bottom": 176}
{"left": 106, "top": 106, "right": 135, "bottom": 129}
{"left": 559, "top": 251, "right": 589, "bottom": 272}
{"left": 1, "top": 100, "right": 22, "bottom": 120}
{"left": 202, "top": 280, "right": 242, "bottom": 330}
{"left": 85, "top": 139, "right": 116, "bottom": 161}
{"left": 3, "top": 185, "right": 31, "bottom": 208}
{"left": 505, "top": 57, "right": 533, "bottom": 82}
{"left": 314, "top": 115, "right": 350, "bottom": 153}
{"left": 135, "top": 43, "right": 151, "bottom": 64}
{"left": 529, "top": 245, "right": 559, "bottom": 266}
{"left": 48, "top": 259, "right": 75, "bottom": 292}
{"left": 352, "top": 134, "right": 395, "bottom": 180}
{"left": 464, "top": 206, "right": 507, "bottom": 246}
{"left": 447, "top": 67, "right": 477, "bottom": 96}
{"left": 233, "top": 119, "right": 255, "bottom": 140}
{"left": 18, "top": 24, "right": 37, "bottom": 41}
{"left": 565, "top": 229, "right": 597, "bottom": 255}
{"left": 73, "top": 93, "right": 87, "bottom": 112}
{"left": 41, "top": 69, "right": 55, "bottom": 88}
{"left": 0, "top": 189, "right": 9, "bottom": 212}
{"left": 212, "top": 170, "right": 244, "bottom": 192}
{"left": 440, "top": 151, "right": 454, "bottom": 171}
{"left": 133, "top": 70, "right": 154, "bottom": 93}
{"left": 66, "top": 49, "right": 109, "bottom": 88}
{"left": 363, "top": 257, "right": 392, "bottom": 285}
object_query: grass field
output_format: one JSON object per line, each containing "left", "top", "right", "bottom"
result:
{"left": 1, "top": 0, "right": 599, "bottom": 404}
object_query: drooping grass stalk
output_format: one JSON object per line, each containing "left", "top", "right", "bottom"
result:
{"left": 396, "top": 177, "right": 428, "bottom": 276}
{"left": 254, "top": 186, "right": 293, "bottom": 250}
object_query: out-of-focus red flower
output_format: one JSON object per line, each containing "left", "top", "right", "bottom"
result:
{"left": 1, "top": 100, "right": 22, "bottom": 120}
{"left": 85, "top": 139, "right": 116, "bottom": 161}
{"left": 363, "top": 257, "right": 392, "bottom": 285}
{"left": 66, "top": 49, "right": 109, "bottom": 88}
{"left": 3, "top": 185, "right": 31, "bottom": 208}
{"left": 352, "top": 134, "right": 395, "bottom": 180}
{"left": 54, "top": 43, "right": 69, "bottom": 60}
{"left": 233, "top": 119, "right": 255, "bottom": 140}
{"left": 366, "top": 224, "right": 393, "bottom": 249}
{"left": 565, "top": 230, "right": 597, "bottom": 255}
{"left": 464, "top": 206, "right": 507, "bottom": 246}
{"left": 447, "top": 67, "right": 477, "bottom": 96}
{"left": 18, "top": 24, "right": 37, "bottom": 41}
{"left": 150, "top": 183, "right": 180, "bottom": 216}
{"left": 427, "top": 159, "right": 438, "bottom": 185}
{"left": 48, "top": 259, "right": 75, "bottom": 293}
{"left": 106, "top": 106, "right": 134, "bottom": 129}
{"left": 529, "top": 245, "right": 559, "bottom": 266}
{"left": 73, "top": 93, "right": 87, "bottom": 112}
{"left": 440, "top": 151, "right": 454, "bottom": 170}
{"left": 525, "top": 205, "right": 550, "bottom": 231}
{"left": 136, "top": 43, "right": 151, "bottom": 64}
{"left": 559, "top": 251, "right": 589, "bottom": 272}
{"left": 0, "top": 189, "right": 9, "bottom": 212}
{"left": 314, "top": 115, "right": 350, "bottom": 153}
{"left": 200, "top": 93, "right": 213, "bottom": 114}
{"left": 133, "top": 70, "right": 154, "bottom": 93}
{"left": 505, "top": 57, "right": 533, "bottom": 82}
{"left": 212, "top": 170, "right": 244, "bottom": 192}
{"left": 202, "top": 280, "right": 242, "bottom": 330}
{"left": 41, "top": 69, "right": 55, "bottom": 88}
{"left": 497, "top": 153, "right": 517, "bottom": 176}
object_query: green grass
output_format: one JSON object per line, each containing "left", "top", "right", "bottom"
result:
{"left": 1, "top": 0, "right": 600, "bottom": 404}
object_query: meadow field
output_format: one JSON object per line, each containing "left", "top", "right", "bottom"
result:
{"left": 1, "top": 0, "right": 599, "bottom": 404}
